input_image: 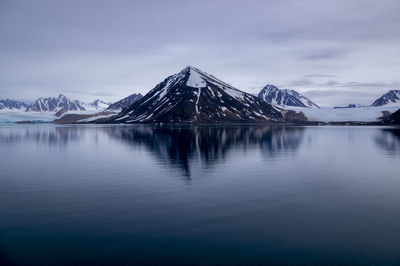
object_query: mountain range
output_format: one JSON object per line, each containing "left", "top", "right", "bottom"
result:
{"left": 0, "top": 99, "right": 29, "bottom": 110}
{"left": 0, "top": 94, "right": 137, "bottom": 113}
{"left": 112, "top": 66, "right": 286, "bottom": 123}
{"left": 26, "top": 94, "right": 86, "bottom": 112}
{"left": 1, "top": 67, "right": 400, "bottom": 124}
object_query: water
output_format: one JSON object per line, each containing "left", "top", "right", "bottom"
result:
{"left": 1, "top": 124, "right": 400, "bottom": 265}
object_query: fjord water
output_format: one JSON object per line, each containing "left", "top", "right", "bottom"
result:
{"left": 1, "top": 125, "right": 400, "bottom": 265}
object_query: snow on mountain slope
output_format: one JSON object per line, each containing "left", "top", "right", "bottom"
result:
{"left": 26, "top": 94, "right": 85, "bottom": 112}
{"left": 0, "top": 99, "right": 29, "bottom": 110}
{"left": 258, "top": 85, "right": 319, "bottom": 108}
{"left": 370, "top": 90, "right": 400, "bottom": 106}
{"left": 79, "top": 99, "right": 111, "bottom": 111}
{"left": 112, "top": 66, "right": 284, "bottom": 123}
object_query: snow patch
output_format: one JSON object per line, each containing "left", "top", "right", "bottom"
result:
{"left": 187, "top": 69, "right": 207, "bottom": 88}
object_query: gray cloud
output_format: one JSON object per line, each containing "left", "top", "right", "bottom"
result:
{"left": 304, "top": 74, "right": 338, "bottom": 78}
{"left": 289, "top": 79, "right": 315, "bottom": 87}
{"left": 0, "top": 0, "right": 399, "bottom": 105}
{"left": 91, "top": 92, "right": 115, "bottom": 97}
{"left": 300, "top": 49, "right": 348, "bottom": 61}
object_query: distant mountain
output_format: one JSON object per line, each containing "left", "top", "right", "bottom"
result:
{"left": 79, "top": 99, "right": 111, "bottom": 111}
{"left": 111, "top": 66, "right": 284, "bottom": 123}
{"left": 0, "top": 99, "right": 29, "bottom": 110}
{"left": 107, "top": 93, "right": 143, "bottom": 110}
{"left": 26, "top": 94, "right": 85, "bottom": 112}
{"left": 333, "top": 104, "right": 366, "bottom": 109}
{"left": 90, "top": 99, "right": 110, "bottom": 109}
{"left": 258, "top": 85, "right": 319, "bottom": 108}
{"left": 371, "top": 90, "right": 400, "bottom": 106}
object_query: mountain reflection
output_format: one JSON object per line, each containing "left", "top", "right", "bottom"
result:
{"left": 0, "top": 125, "right": 305, "bottom": 176}
{"left": 0, "top": 125, "right": 83, "bottom": 147}
{"left": 375, "top": 128, "right": 400, "bottom": 155}
{"left": 107, "top": 125, "right": 305, "bottom": 176}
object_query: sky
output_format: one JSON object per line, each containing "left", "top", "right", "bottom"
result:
{"left": 0, "top": 0, "right": 399, "bottom": 106}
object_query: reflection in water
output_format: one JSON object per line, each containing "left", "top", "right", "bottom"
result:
{"left": 99, "top": 125, "right": 304, "bottom": 176}
{"left": 2, "top": 125, "right": 400, "bottom": 265}
{"left": 375, "top": 128, "right": 400, "bottom": 155}
{"left": 0, "top": 125, "right": 83, "bottom": 147}
{"left": 0, "top": 125, "right": 305, "bottom": 176}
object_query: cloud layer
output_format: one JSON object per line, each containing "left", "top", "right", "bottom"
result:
{"left": 0, "top": 0, "right": 399, "bottom": 106}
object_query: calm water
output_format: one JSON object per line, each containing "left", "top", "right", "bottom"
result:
{"left": 1, "top": 125, "right": 400, "bottom": 265}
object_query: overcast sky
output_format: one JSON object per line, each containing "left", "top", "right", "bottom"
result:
{"left": 1, "top": 0, "right": 399, "bottom": 106}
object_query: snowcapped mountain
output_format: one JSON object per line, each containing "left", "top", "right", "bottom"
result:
{"left": 112, "top": 66, "right": 284, "bottom": 123}
{"left": 90, "top": 99, "right": 110, "bottom": 109}
{"left": 79, "top": 99, "right": 111, "bottom": 111}
{"left": 107, "top": 93, "right": 143, "bottom": 110}
{"left": 370, "top": 90, "right": 400, "bottom": 106}
{"left": 0, "top": 99, "right": 29, "bottom": 110}
{"left": 26, "top": 94, "right": 85, "bottom": 112}
{"left": 258, "top": 85, "right": 319, "bottom": 108}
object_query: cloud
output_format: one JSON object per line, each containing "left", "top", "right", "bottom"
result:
{"left": 91, "top": 92, "right": 115, "bottom": 97}
{"left": 304, "top": 74, "right": 337, "bottom": 78}
{"left": 0, "top": 0, "right": 399, "bottom": 106}
{"left": 300, "top": 49, "right": 348, "bottom": 61}
{"left": 289, "top": 79, "right": 315, "bottom": 86}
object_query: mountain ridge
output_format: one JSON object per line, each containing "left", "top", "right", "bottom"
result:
{"left": 0, "top": 99, "right": 29, "bottom": 110}
{"left": 26, "top": 94, "right": 86, "bottom": 112}
{"left": 371, "top": 90, "right": 400, "bottom": 107}
{"left": 107, "top": 93, "right": 143, "bottom": 110}
{"left": 258, "top": 85, "right": 319, "bottom": 108}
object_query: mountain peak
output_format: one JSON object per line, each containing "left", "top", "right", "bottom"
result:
{"left": 371, "top": 90, "right": 400, "bottom": 106}
{"left": 258, "top": 85, "right": 319, "bottom": 108}
{"left": 26, "top": 94, "right": 85, "bottom": 112}
{"left": 180, "top": 65, "right": 203, "bottom": 75}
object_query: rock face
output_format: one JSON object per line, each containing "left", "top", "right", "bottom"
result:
{"left": 258, "top": 85, "right": 319, "bottom": 108}
{"left": 371, "top": 90, "right": 400, "bottom": 106}
{"left": 0, "top": 99, "right": 29, "bottom": 110}
{"left": 111, "top": 66, "right": 284, "bottom": 123}
{"left": 107, "top": 93, "right": 143, "bottom": 110}
{"left": 26, "top": 94, "right": 85, "bottom": 112}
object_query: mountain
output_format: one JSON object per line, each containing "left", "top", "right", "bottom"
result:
{"left": 371, "top": 90, "right": 400, "bottom": 106}
{"left": 112, "top": 66, "right": 284, "bottom": 123}
{"left": 258, "top": 85, "right": 319, "bottom": 108}
{"left": 382, "top": 108, "right": 400, "bottom": 124}
{"left": 107, "top": 93, "right": 143, "bottom": 110}
{"left": 333, "top": 104, "right": 366, "bottom": 109}
{"left": 0, "top": 99, "right": 29, "bottom": 110}
{"left": 26, "top": 94, "right": 85, "bottom": 112}
{"left": 79, "top": 99, "right": 111, "bottom": 111}
{"left": 90, "top": 99, "right": 110, "bottom": 110}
